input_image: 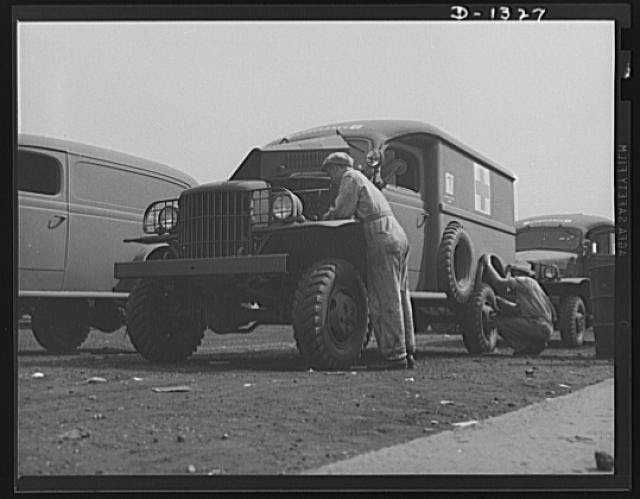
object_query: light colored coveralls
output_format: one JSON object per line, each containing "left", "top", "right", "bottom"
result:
{"left": 496, "top": 276, "right": 554, "bottom": 354}
{"left": 325, "top": 169, "right": 415, "bottom": 360}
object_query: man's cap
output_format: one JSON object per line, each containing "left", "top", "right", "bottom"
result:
{"left": 321, "top": 152, "right": 354, "bottom": 170}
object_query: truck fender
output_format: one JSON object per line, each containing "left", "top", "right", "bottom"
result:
{"left": 112, "top": 244, "right": 174, "bottom": 292}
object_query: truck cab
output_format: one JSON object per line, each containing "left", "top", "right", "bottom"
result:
{"left": 516, "top": 214, "right": 615, "bottom": 346}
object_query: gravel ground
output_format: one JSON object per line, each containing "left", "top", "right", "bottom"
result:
{"left": 17, "top": 324, "right": 613, "bottom": 478}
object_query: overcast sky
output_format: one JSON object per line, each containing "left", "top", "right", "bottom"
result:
{"left": 17, "top": 21, "right": 614, "bottom": 220}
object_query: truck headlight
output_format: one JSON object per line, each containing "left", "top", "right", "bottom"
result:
{"left": 158, "top": 206, "right": 179, "bottom": 233}
{"left": 143, "top": 199, "right": 179, "bottom": 234}
{"left": 271, "top": 189, "right": 303, "bottom": 223}
{"left": 543, "top": 265, "right": 559, "bottom": 280}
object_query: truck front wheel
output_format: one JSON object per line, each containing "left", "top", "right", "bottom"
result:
{"left": 292, "top": 259, "right": 368, "bottom": 370}
{"left": 558, "top": 295, "right": 586, "bottom": 347}
{"left": 127, "top": 279, "right": 206, "bottom": 362}
{"left": 460, "top": 283, "right": 498, "bottom": 354}
{"left": 31, "top": 299, "right": 90, "bottom": 353}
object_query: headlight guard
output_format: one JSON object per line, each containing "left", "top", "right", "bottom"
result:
{"left": 143, "top": 199, "right": 180, "bottom": 234}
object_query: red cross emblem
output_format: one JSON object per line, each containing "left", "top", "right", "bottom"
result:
{"left": 474, "top": 163, "right": 491, "bottom": 215}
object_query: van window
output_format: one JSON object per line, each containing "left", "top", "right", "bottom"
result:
{"left": 18, "top": 150, "right": 61, "bottom": 195}
{"left": 72, "top": 162, "right": 182, "bottom": 210}
{"left": 385, "top": 148, "right": 420, "bottom": 192}
{"left": 591, "top": 230, "right": 615, "bottom": 255}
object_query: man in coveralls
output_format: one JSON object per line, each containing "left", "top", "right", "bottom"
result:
{"left": 321, "top": 152, "right": 416, "bottom": 370}
{"left": 484, "top": 260, "right": 555, "bottom": 356}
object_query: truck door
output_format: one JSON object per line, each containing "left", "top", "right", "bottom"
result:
{"left": 381, "top": 145, "right": 426, "bottom": 290}
{"left": 18, "top": 148, "right": 69, "bottom": 291}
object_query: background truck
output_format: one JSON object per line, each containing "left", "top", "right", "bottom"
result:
{"left": 17, "top": 134, "right": 197, "bottom": 352}
{"left": 115, "top": 120, "right": 518, "bottom": 368}
{"left": 515, "top": 213, "right": 615, "bottom": 347}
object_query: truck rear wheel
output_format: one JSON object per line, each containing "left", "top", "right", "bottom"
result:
{"left": 460, "top": 283, "right": 498, "bottom": 354}
{"left": 438, "top": 221, "right": 475, "bottom": 307}
{"left": 127, "top": 279, "right": 205, "bottom": 363}
{"left": 558, "top": 295, "right": 586, "bottom": 347}
{"left": 31, "top": 299, "right": 90, "bottom": 353}
{"left": 292, "top": 259, "right": 368, "bottom": 370}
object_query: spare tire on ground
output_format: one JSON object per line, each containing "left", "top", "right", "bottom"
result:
{"left": 437, "top": 221, "right": 476, "bottom": 307}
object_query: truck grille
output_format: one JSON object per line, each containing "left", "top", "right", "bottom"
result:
{"left": 284, "top": 150, "right": 330, "bottom": 170}
{"left": 179, "top": 190, "right": 253, "bottom": 258}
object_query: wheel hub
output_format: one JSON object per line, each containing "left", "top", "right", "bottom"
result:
{"left": 328, "top": 288, "right": 357, "bottom": 344}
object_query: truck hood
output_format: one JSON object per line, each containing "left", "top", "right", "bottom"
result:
{"left": 186, "top": 180, "right": 269, "bottom": 193}
{"left": 515, "top": 250, "right": 578, "bottom": 277}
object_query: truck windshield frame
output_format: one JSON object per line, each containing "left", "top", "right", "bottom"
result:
{"left": 516, "top": 227, "right": 582, "bottom": 253}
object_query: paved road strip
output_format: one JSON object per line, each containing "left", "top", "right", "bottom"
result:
{"left": 306, "top": 378, "right": 614, "bottom": 474}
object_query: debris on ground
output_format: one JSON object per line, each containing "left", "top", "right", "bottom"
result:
{"left": 207, "top": 468, "right": 224, "bottom": 475}
{"left": 58, "top": 428, "right": 91, "bottom": 441}
{"left": 31, "top": 372, "right": 45, "bottom": 379}
{"left": 92, "top": 413, "right": 105, "bottom": 420}
{"left": 404, "top": 377, "right": 415, "bottom": 382}
{"left": 152, "top": 386, "right": 191, "bottom": 393}
{"left": 440, "top": 400, "right": 454, "bottom": 406}
{"left": 525, "top": 368, "right": 535, "bottom": 377}
{"left": 132, "top": 377, "right": 144, "bottom": 381}
{"left": 595, "top": 451, "right": 614, "bottom": 471}
{"left": 187, "top": 464, "right": 196, "bottom": 473}
{"left": 221, "top": 433, "right": 230, "bottom": 439}
{"left": 243, "top": 383, "right": 253, "bottom": 387}
{"left": 88, "top": 395, "right": 97, "bottom": 401}
{"left": 452, "top": 420, "right": 479, "bottom": 428}
{"left": 558, "top": 384, "right": 571, "bottom": 389}
{"left": 430, "top": 420, "right": 439, "bottom": 425}
{"left": 86, "top": 377, "right": 107, "bottom": 384}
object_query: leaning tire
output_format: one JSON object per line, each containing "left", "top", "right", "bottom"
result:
{"left": 437, "top": 221, "right": 475, "bottom": 306}
{"left": 558, "top": 295, "right": 586, "bottom": 347}
{"left": 31, "top": 299, "right": 90, "bottom": 353}
{"left": 460, "top": 283, "right": 498, "bottom": 354}
{"left": 127, "top": 279, "right": 205, "bottom": 363}
{"left": 292, "top": 259, "right": 368, "bottom": 370}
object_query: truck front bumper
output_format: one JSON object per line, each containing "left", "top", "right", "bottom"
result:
{"left": 114, "top": 254, "right": 288, "bottom": 279}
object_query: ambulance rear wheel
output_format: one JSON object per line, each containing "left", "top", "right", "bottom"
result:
{"left": 438, "top": 221, "right": 475, "bottom": 307}
{"left": 292, "top": 259, "right": 368, "bottom": 370}
{"left": 461, "top": 283, "right": 499, "bottom": 354}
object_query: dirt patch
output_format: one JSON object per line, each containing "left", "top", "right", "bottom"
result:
{"left": 17, "top": 325, "right": 613, "bottom": 476}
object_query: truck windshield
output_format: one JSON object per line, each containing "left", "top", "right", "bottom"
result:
{"left": 516, "top": 227, "right": 581, "bottom": 252}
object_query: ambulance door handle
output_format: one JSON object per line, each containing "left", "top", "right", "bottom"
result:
{"left": 417, "top": 211, "right": 429, "bottom": 229}
{"left": 47, "top": 215, "right": 67, "bottom": 229}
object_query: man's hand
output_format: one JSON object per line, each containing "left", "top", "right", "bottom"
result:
{"left": 495, "top": 296, "right": 519, "bottom": 316}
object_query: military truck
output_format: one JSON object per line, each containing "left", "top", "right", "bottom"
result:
{"left": 516, "top": 214, "right": 615, "bottom": 347}
{"left": 115, "top": 120, "right": 518, "bottom": 368}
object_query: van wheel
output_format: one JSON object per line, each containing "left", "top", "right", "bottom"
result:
{"left": 438, "top": 221, "right": 475, "bottom": 307}
{"left": 292, "top": 259, "right": 368, "bottom": 370}
{"left": 461, "top": 284, "right": 498, "bottom": 354}
{"left": 31, "top": 299, "right": 90, "bottom": 353}
{"left": 558, "top": 296, "right": 586, "bottom": 347}
{"left": 127, "top": 279, "right": 205, "bottom": 363}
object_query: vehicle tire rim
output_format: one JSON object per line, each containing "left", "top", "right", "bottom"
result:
{"left": 327, "top": 287, "right": 357, "bottom": 346}
{"left": 575, "top": 302, "right": 586, "bottom": 340}
{"left": 481, "top": 301, "right": 498, "bottom": 346}
{"left": 454, "top": 242, "right": 472, "bottom": 285}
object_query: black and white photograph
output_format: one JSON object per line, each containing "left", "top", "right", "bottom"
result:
{"left": 13, "top": 3, "right": 631, "bottom": 492}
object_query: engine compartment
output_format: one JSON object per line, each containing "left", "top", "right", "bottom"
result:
{"left": 268, "top": 174, "right": 336, "bottom": 221}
